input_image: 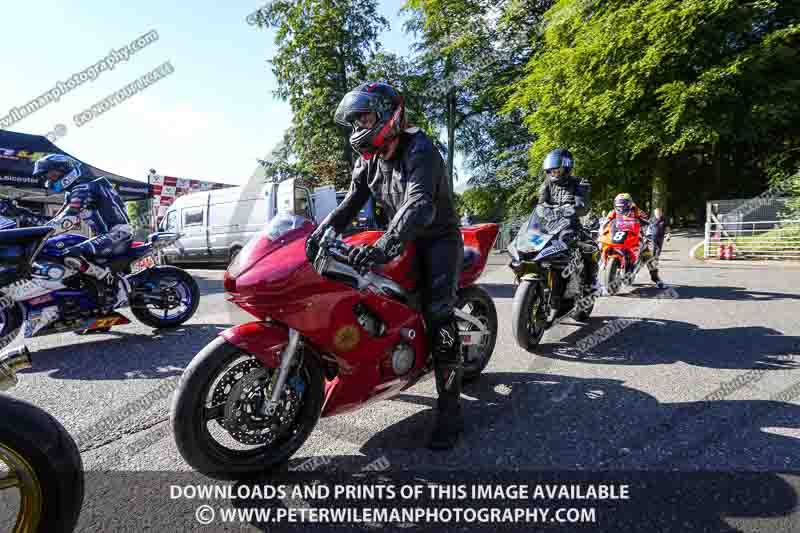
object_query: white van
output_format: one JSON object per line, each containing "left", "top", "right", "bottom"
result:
{"left": 160, "top": 179, "right": 336, "bottom": 265}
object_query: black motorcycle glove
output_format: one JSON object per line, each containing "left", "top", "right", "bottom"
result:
{"left": 305, "top": 225, "right": 328, "bottom": 263}
{"left": 347, "top": 245, "right": 389, "bottom": 272}
{"left": 559, "top": 204, "right": 576, "bottom": 218}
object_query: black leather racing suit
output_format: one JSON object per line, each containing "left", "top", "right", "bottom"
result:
{"left": 537, "top": 175, "right": 598, "bottom": 312}
{"left": 322, "top": 128, "right": 464, "bottom": 427}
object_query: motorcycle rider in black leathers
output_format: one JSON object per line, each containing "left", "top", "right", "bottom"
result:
{"left": 305, "top": 82, "right": 465, "bottom": 450}
{"left": 537, "top": 148, "right": 599, "bottom": 323}
{"left": 30, "top": 154, "right": 133, "bottom": 311}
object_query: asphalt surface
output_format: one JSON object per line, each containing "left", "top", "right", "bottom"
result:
{"left": 3, "top": 230, "right": 800, "bottom": 532}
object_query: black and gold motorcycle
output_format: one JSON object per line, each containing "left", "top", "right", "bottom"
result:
{"left": 0, "top": 346, "right": 83, "bottom": 533}
{"left": 507, "top": 204, "right": 599, "bottom": 350}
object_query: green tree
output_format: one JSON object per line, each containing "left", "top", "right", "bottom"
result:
{"left": 255, "top": 0, "right": 389, "bottom": 189}
{"left": 460, "top": 185, "right": 509, "bottom": 221}
{"left": 258, "top": 129, "right": 315, "bottom": 184}
{"left": 126, "top": 200, "right": 151, "bottom": 236}
{"left": 402, "top": 0, "right": 496, "bottom": 192}
{"left": 505, "top": 0, "right": 800, "bottom": 218}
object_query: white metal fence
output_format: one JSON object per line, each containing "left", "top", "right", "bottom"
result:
{"left": 704, "top": 219, "right": 800, "bottom": 259}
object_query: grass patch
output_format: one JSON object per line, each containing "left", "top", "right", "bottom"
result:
{"left": 693, "top": 243, "right": 706, "bottom": 260}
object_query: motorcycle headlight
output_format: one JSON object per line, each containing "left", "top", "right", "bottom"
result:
{"left": 507, "top": 242, "right": 519, "bottom": 262}
{"left": 226, "top": 233, "right": 265, "bottom": 279}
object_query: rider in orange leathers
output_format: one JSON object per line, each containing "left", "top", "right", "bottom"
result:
{"left": 600, "top": 193, "right": 665, "bottom": 289}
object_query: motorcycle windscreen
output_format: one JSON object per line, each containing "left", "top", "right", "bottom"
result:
{"left": 514, "top": 212, "right": 555, "bottom": 252}
{"left": 227, "top": 211, "right": 314, "bottom": 279}
{"left": 610, "top": 217, "right": 639, "bottom": 244}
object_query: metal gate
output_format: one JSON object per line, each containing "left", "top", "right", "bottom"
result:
{"left": 704, "top": 196, "right": 800, "bottom": 259}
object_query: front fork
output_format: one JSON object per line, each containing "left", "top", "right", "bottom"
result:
{"left": 262, "top": 328, "right": 301, "bottom": 416}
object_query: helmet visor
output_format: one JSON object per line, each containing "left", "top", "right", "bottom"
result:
{"left": 334, "top": 91, "right": 389, "bottom": 127}
{"left": 543, "top": 152, "right": 563, "bottom": 171}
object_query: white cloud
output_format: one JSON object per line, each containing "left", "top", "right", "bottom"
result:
{"left": 55, "top": 94, "right": 291, "bottom": 185}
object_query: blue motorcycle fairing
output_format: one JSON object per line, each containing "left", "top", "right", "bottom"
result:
{"left": 39, "top": 232, "right": 153, "bottom": 263}
{"left": 40, "top": 233, "right": 88, "bottom": 257}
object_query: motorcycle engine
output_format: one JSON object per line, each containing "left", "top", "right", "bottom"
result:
{"left": 391, "top": 342, "right": 415, "bottom": 376}
{"left": 354, "top": 303, "right": 385, "bottom": 337}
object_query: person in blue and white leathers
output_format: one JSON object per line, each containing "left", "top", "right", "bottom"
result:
{"left": 31, "top": 154, "right": 133, "bottom": 309}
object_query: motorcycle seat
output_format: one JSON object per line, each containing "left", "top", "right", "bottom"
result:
{"left": 0, "top": 226, "right": 53, "bottom": 246}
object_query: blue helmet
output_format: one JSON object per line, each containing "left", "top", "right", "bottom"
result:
{"left": 32, "top": 154, "right": 82, "bottom": 193}
{"left": 542, "top": 148, "right": 574, "bottom": 183}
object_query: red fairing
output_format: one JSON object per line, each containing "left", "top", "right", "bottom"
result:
{"left": 460, "top": 224, "right": 499, "bottom": 286}
{"left": 222, "top": 221, "right": 497, "bottom": 419}
{"left": 336, "top": 224, "right": 499, "bottom": 289}
{"left": 220, "top": 322, "right": 288, "bottom": 368}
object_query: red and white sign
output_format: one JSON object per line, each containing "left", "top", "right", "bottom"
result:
{"left": 149, "top": 172, "right": 231, "bottom": 227}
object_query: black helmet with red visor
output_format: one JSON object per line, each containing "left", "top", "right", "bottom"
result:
{"left": 334, "top": 82, "right": 406, "bottom": 160}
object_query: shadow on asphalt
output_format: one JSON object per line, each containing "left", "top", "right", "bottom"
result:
{"left": 649, "top": 285, "right": 800, "bottom": 301}
{"left": 480, "top": 282, "right": 516, "bottom": 299}
{"left": 18, "top": 324, "right": 230, "bottom": 380}
{"left": 614, "top": 282, "right": 800, "bottom": 300}
{"left": 230, "top": 371, "right": 800, "bottom": 531}
{"left": 534, "top": 315, "right": 799, "bottom": 370}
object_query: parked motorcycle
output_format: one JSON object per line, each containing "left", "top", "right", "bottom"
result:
{"left": 598, "top": 214, "right": 653, "bottom": 295}
{"left": 171, "top": 182, "right": 499, "bottom": 480}
{"left": 0, "top": 223, "right": 200, "bottom": 343}
{"left": 508, "top": 204, "right": 599, "bottom": 350}
{"left": 0, "top": 334, "right": 84, "bottom": 531}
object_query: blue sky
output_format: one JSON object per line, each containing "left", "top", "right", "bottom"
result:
{"left": 1, "top": 0, "right": 466, "bottom": 188}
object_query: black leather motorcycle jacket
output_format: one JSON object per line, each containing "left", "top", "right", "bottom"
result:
{"left": 326, "top": 128, "right": 460, "bottom": 259}
{"left": 538, "top": 175, "right": 591, "bottom": 217}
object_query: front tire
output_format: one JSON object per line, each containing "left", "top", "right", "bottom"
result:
{"left": 130, "top": 266, "right": 200, "bottom": 329}
{"left": 457, "top": 286, "right": 498, "bottom": 381}
{"left": 0, "top": 394, "right": 84, "bottom": 533}
{"left": 0, "top": 303, "right": 23, "bottom": 348}
{"left": 603, "top": 256, "right": 622, "bottom": 296}
{"left": 171, "top": 337, "right": 325, "bottom": 480}
{"left": 511, "top": 279, "right": 546, "bottom": 350}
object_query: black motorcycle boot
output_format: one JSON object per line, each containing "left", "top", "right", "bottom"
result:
{"left": 429, "top": 362, "right": 464, "bottom": 450}
{"left": 650, "top": 269, "right": 665, "bottom": 289}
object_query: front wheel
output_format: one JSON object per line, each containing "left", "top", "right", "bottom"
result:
{"left": 171, "top": 337, "right": 325, "bottom": 480}
{"left": 457, "top": 286, "right": 498, "bottom": 381}
{"left": 130, "top": 266, "right": 200, "bottom": 329}
{"left": 511, "top": 279, "right": 546, "bottom": 351}
{"left": 0, "top": 394, "right": 84, "bottom": 533}
{"left": 602, "top": 256, "right": 623, "bottom": 295}
{"left": 0, "top": 303, "right": 23, "bottom": 348}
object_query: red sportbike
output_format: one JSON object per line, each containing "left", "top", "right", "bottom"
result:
{"left": 598, "top": 214, "right": 649, "bottom": 294}
{"left": 171, "top": 209, "right": 499, "bottom": 480}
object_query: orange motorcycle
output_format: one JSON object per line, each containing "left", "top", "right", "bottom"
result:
{"left": 598, "top": 215, "right": 647, "bottom": 295}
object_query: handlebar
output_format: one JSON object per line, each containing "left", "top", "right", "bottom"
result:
{"left": 316, "top": 229, "right": 393, "bottom": 291}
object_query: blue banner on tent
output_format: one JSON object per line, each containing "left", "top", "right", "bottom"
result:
{"left": 0, "top": 129, "right": 151, "bottom": 201}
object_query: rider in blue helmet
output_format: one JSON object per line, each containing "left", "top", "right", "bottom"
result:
{"left": 538, "top": 148, "right": 600, "bottom": 320}
{"left": 31, "top": 154, "right": 133, "bottom": 311}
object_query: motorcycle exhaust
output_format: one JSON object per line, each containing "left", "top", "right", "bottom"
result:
{"left": 0, "top": 345, "right": 32, "bottom": 391}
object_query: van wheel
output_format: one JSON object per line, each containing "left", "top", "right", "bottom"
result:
{"left": 228, "top": 246, "right": 242, "bottom": 265}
